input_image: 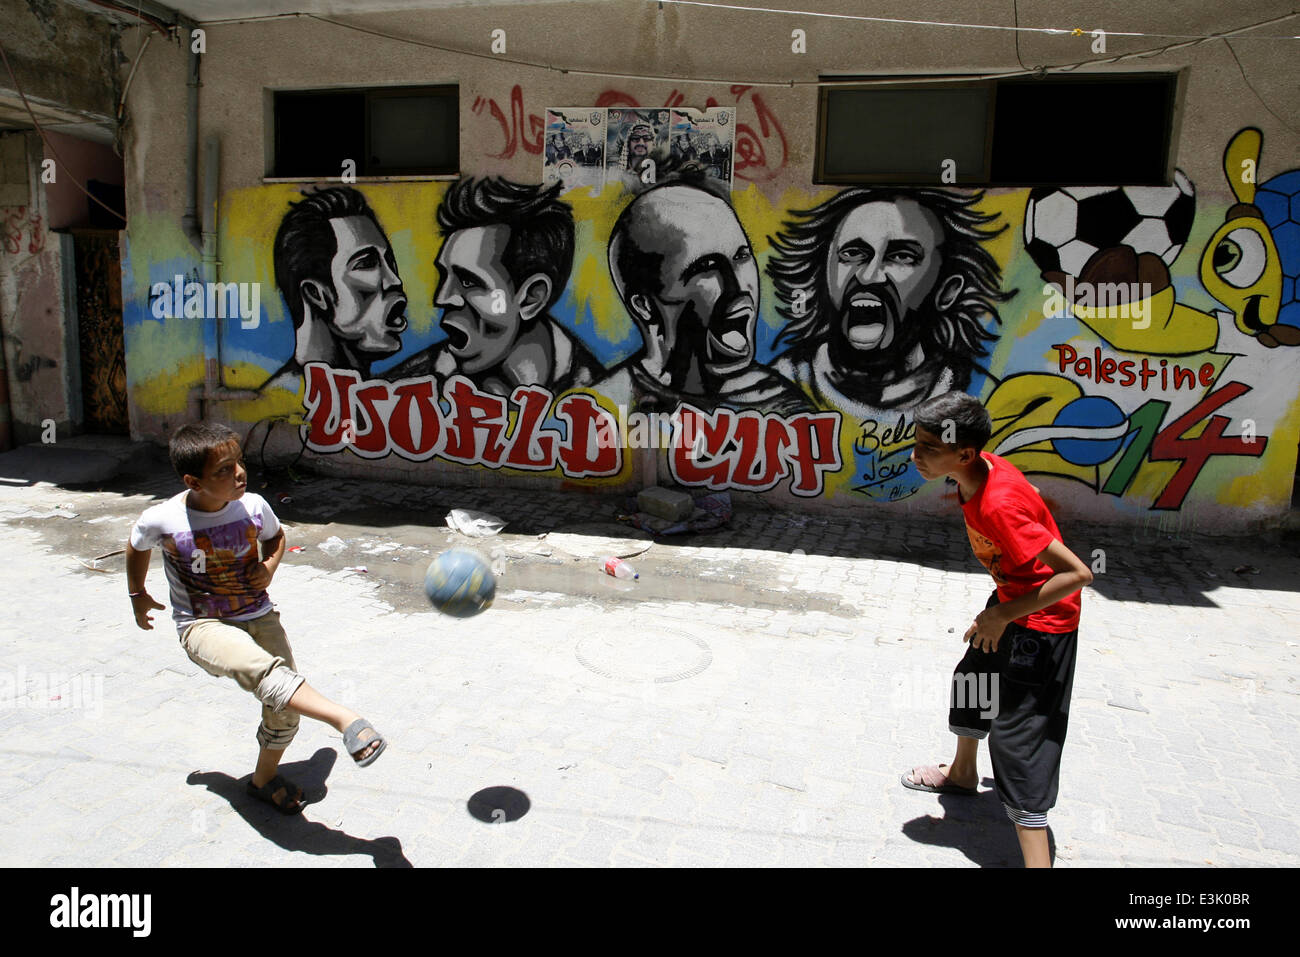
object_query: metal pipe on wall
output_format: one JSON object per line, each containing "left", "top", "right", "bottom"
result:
{"left": 181, "top": 33, "right": 200, "bottom": 249}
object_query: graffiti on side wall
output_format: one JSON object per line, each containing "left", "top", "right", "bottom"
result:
{"left": 986, "top": 128, "right": 1300, "bottom": 510}
{"left": 122, "top": 126, "right": 1300, "bottom": 516}
{"left": 2, "top": 207, "right": 44, "bottom": 255}
{"left": 766, "top": 186, "right": 1015, "bottom": 501}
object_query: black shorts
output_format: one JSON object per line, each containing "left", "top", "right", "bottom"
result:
{"left": 948, "top": 591, "right": 1078, "bottom": 823}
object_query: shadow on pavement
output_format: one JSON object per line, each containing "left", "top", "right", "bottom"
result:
{"left": 8, "top": 435, "right": 1300, "bottom": 608}
{"left": 900, "top": 779, "right": 1055, "bottom": 868}
{"left": 186, "top": 748, "right": 412, "bottom": 868}
{"left": 467, "top": 785, "right": 531, "bottom": 823}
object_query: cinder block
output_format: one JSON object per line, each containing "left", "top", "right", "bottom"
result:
{"left": 637, "top": 487, "right": 694, "bottom": 521}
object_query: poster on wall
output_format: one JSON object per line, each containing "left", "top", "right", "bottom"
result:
{"left": 605, "top": 108, "right": 671, "bottom": 192}
{"left": 542, "top": 108, "right": 606, "bottom": 193}
{"left": 665, "top": 107, "right": 735, "bottom": 191}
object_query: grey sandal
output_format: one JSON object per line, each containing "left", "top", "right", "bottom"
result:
{"left": 343, "top": 718, "right": 387, "bottom": 767}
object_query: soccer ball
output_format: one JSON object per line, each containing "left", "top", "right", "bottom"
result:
{"left": 1024, "top": 172, "right": 1196, "bottom": 278}
{"left": 424, "top": 549, "right": 496, "bottom": 618}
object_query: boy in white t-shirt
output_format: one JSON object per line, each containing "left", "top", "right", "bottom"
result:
{"left": 127, "top": 422, "right": 387, "bottom": 813}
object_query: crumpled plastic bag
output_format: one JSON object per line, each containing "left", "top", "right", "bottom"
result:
{"left": 445, "top": 508, "right": 507, "bottom": 537}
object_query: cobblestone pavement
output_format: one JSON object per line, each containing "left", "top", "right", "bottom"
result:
{"left": 2, "top": 436, "right": 1298, "bottom": 867}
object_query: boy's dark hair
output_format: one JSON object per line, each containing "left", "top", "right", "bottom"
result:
{"left": 170, "top": 423, "right": 240, "bottom": 480}
{"left": 914, "top": 392, "right": 992, "bottom": 451}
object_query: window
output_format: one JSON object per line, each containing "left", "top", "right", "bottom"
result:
{"left": 272, "top": 85, "right": 458, "bottom": 178}
{"left": 816, "top": 73, "right": 1178, "bottom": 186}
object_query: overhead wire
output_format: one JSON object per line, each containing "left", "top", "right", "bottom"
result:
{"left": 0, "top": 37, "right": 127, "bottom": 223}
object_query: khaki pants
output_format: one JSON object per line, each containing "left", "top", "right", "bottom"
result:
{"left": 180, "top": 610, "right": 305, "bottom": 751}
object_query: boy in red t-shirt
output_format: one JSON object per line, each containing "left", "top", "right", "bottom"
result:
{"left": 901, "top": 391, "right": 1093, "bottom": 867}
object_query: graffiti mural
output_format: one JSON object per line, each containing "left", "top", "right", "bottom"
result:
{"left": 983, "top": 128, "right": 1300, "bottom": 511}
{"left": 118, "top": 125, "right": 1300, "bottom": 524}
{"left": 1201, "top": 127, "right": 1300, "bottom": 348}
{"left": 767, "top": 187, "right": 1014, "bottom": 501}
{"left": 386, "top": 178, "right": 602, "bottom": 396}
{"left": 603, "top": 179, "right": 809, "bottom": 416}
{"left": 261, "top": 187, "right": 409, "bottom": 389}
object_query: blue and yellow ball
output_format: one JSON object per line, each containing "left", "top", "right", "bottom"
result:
{"left": 424, "top": 549, "right": 496, "bottom": 618}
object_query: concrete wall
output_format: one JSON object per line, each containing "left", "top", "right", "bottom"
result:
{"left": 0, "top": 0, "right": 122, "bottom": 447}
{"left": 0, "top": 0, "right": 120, "bottom": 125}
{"left": 114, "top": 0, "right": 1300, "bottom": 531}
{"left": 0, "top": 132, "right": 74, "bottom": 443}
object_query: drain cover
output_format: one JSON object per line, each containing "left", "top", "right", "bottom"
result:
{"left": 576, "top": 628, "right": 712, "bottom": 683}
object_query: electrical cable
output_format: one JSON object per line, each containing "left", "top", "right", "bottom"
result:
{"left": 651, "top": 0, "right": 1300, "bottom": 39}
{"left": 1223, "top": 38, "right": 1299, "bottom": 135}
{"left": 294, "top": 8, "right": 1298, "bottom": 90}
{"left": 117, "top": 31, "right": 152, "bottom": 121}
{"left": 81, "top": 0, "right": 171, "bottom": 35}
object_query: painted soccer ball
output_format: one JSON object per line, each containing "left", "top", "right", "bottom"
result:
{"left": 1024, "top": 172, "right": 1196, "bottom": 277}
{"left": 424, "top": 549, "right": 496, "bottom": 618}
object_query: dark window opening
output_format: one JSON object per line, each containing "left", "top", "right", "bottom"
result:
{"left": 817, "top": 74, "right": 1178, "bottom": 186}
{"left": 273, "top": 86, "right": 458, "bottom": 178}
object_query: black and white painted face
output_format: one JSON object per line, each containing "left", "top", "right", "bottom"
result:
{"left": 624, "top": 186, "right": 760, "bottom": 385}
{"left": 825, "top": 200, "right": 946, "bottom": 354}
{"left": 433, "top": 224, "right": 525, "bottom": 375}
{"left": 326, "top": 216, "right": 407, "bottom": 355}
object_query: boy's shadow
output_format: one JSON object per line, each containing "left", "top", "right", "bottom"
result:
{"left": 901, "top": 777, "right": 1056, "bottom": 868}
{"left": 187, "top": 748, "right": 412, "bottom": 868}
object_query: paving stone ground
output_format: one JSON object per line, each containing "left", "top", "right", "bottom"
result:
{"left": 1, "top": 437, "right": 1298, "bottom": 867}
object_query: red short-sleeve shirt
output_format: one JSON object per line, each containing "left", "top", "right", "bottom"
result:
{"left": 960, "top": 453, "right": 1081, "bottom": 633}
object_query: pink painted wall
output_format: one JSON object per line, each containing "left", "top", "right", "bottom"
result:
{"left": 42, "top": 131, "right": 123, "bottom": 231}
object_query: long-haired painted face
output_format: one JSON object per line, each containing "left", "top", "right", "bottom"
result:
{"left": 826, "top": 200, "right": 949, "bottom": 355}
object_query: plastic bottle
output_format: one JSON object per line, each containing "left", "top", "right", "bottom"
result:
{"left": 602, "top": 556, "right": 639, "bottom": 580}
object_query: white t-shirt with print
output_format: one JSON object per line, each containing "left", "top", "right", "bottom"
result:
{"left": 130, "top": 491, "right": 280, "bottom": 634}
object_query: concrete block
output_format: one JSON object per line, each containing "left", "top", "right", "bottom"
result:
{"left": 637, "top": 487, "right": 695, "bottom": 521}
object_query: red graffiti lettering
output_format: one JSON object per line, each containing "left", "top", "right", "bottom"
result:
{"left": 472, "top": 85, "right": 544, "bottom": 159}
{"left": 27, "top": 212, "right": 43, "bottom": 253}
{"left": 0, "top": 207, "right": 46, "bottom": 255}
{"left": 672, "top": 408, "right": 733, "bottom": 486}
{"left": 303, "top": 367, "right": 624, "bottom": 476}
{"left": 555, "top": 393, "right": 620, "bottom": 477}
{"left": 504, "top": 386, "right": 558, "bottom": 470}
{"left": 785, "top": 413, "right": 842, "bottom": 496}
{"left": 1147, "top": 381, "right": 1266, "bottom": 510}
{"left": 387, "top": 380, "right": 442, "bottom": 459}
{"left": 302, "top": 364, "right": 357, "bottom": 449}
{"left": 730, "top": 86, "right": 788, "bottom": 183}
{"left": 441, "top": 377, "right": 508, "bottom": 464}
{"left": 732, "top": 413, "right": 793, "bottom": 489}
{"left": 351, "top": 384, "right": 390, "bottom": 456}
{"left": 2, "top": 206, "right": 25, "bottom": 255}
{"left": 669, "top": 405, "right": 841, "bottom": 495}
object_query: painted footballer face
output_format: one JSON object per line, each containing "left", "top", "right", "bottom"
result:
{"left": 433, "top": 224, "right": 528, "bottom": 375}
{"left": 323, "top": 216, "right": 408, "bottom": 356}
{"left": 825, "top": 200, "right": 948, "bottom": 356}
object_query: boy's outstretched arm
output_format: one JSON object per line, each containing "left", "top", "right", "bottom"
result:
{"left": 125, "top": 542, "right": 166, "bottom": 630}
{"left": 966, "top": 539, "right": 1094, "bottom": 652}
{"left": 249, "top": 529, "right": 285, "bottom": 590}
